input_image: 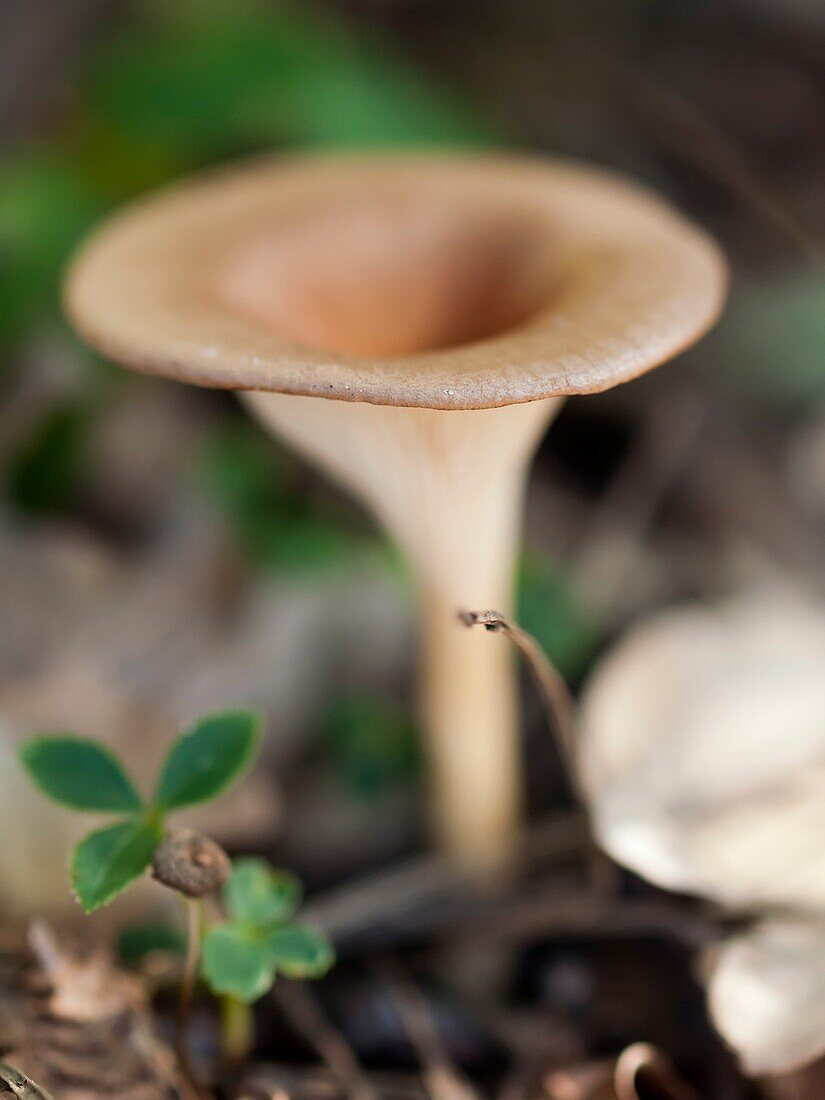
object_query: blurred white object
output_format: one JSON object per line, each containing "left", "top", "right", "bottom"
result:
{"left": 579, "top": 588, "right": 825, "bottom": 911}
{"left": 579, "top": 588, "right": 825, "bottom": 1075}
{"left": 706, "top": 918, "right": 825, "bottom": 1076}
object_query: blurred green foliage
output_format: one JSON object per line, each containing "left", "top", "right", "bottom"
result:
{"left": 0, "top": 0, "right": 497, "bottom": 557}
{"left": 118, "top": 920, "right": 186, "bottom": 964}
{"left": 0, "top": 155, "right": 103, "bottom": 351}
{"left": 725, "top": 276, "right": 825, "bottom": 404}
{"left": 197, "top": 423, "right": 382, "bottom": 575}
{"left": 314, "top": 559, "right": 596, "bottom": 800}
{"left": 516, "top": 554, "right": 599, "bottom": 680}
{"left": 0, "top": 0, "right": 495, "bottom": 360}
{"left": 6, "top": 401, "right": 89, "bottom": 513}
{"left": 320, "top": 691, "right": 422, "bottom": 800}
{"left": 83, "top": 0, "right": 494, "bottom": 166}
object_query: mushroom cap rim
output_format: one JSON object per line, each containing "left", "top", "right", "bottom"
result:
{"left": 64, "top": 151, "right": 729, "bottom": 411}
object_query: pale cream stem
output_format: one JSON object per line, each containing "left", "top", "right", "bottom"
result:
{"left": 244, "top": 391, "right": 562, "bottom": 867}
{"left": 420, "top": 587, "right": 518, "bottom": 865}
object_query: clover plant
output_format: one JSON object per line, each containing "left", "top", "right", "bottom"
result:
{"left": 20, "top": 709, "right": 258, "bottom": 911}
{"left": 203, "top": 858, "right": 333, "bottom": 1002}
{"left": 19, "top": 708, "right": 335, "bottom": 1084}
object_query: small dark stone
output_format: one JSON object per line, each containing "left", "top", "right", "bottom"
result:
{"left": 151, "top": 829, "right": 231, "bottom": 898}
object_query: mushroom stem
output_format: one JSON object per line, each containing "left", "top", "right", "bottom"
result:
{"left": 458, "top": 609, "right": 578, "bottom": 784}
{"left": 244, "top": 391, "right": 561, "bottom": 867}
{"left": 421, "top": 589, "right": 518, "bottom": 862}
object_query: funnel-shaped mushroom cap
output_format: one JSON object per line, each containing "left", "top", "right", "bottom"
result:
{"left": 66, "top": 154, "right": 726, "bottom": 410}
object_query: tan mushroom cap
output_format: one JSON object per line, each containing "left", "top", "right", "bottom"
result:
{"left": 65, "top": 153, "right": 727, "bottom": 411}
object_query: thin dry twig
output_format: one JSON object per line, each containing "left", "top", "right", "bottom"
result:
{"left": 544, "top": 1061, "right": 615, "bottom": 1100}
{"left": 458, "top": 610, "right": 578, "bottom": 784}
{"left": 439, "top": 886, "right": 723, "bottom": 955}
{"left": 497, "top": 1008, "right": 581, "bottom": 1100}
{"left": 614, "top": 1044, "right": 702, "bottom": 1100}
{"left": 274, "top": 982, "right": 378, "bottom": 1100}
{"left": 0, "top": 1064, "right": 55, "bottom": 1100}
{"left": 237, "top": 1063, "right": 429, "bottom": 1100}
{"left": 7, "top": 923, "right": 183, "bottom": 1098}
{"left": 373, "top": 959, "right": 480, "bottom": 1100}
{"left": 457, "top": 610, "right": 621, "bottom": 896}
{"left": 620, "top": 63, "right": 823, "bottom": 266}
{"left": 302, "top": 811, "right": 588, "bottom": 945}
{"left": 569, "top": 392, "right": 707, "bottom": 627}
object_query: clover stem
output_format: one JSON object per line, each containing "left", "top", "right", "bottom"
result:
{"left": 220, "top": 995, "right": 255, "bottom": 1066}
{"left": 177, "top": 898, "right": 204, "bottom": 1096}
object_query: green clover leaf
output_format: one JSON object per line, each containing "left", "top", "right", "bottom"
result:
{"left": 201, "top": 924, "right": 274, "bottom": 1002}
{"left": 20, "top": 737, "right": 142, "bottom": 813}
{"left": 20, "top": 710, "right": 265, "bottom": 923}
{"left": 71, "top": 819, "right": 162, "bottom": 913}
{"left": 154, "top": 710, "right": 261, "bottom": 812}
{"left": 266, "top": 924, "right": 335, "bottom": 979}
{"left": 225, "top": 858, "right": 302, "bottom": 927}
{"left": 201, "top": 858, "right": 335, "bottom": 1002}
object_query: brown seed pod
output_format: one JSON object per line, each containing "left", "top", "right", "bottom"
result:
{"left": 151, "top": 828, "right": 231, "bottom": 898}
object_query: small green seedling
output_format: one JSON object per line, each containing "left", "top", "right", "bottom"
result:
{"left": 19, "top": 709, "right": 260, "bottom": 912}
{"left": 19, "top": 708, "right": 335, "bottom": 1085}
{"left": 203, "top": 858, "right": 334, "bottom": 1002}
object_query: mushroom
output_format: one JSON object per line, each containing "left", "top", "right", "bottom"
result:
{"left": 705, "top": 916, "right": 825, "bottom": 1078}
{"left": 64, "top": 153, "right": 725, "bottom": 868}
{"left": 579, "top": 587, "right": 825, "bottom": 911}
{"left": 578, "top": 587, "right": 825, "bottom": 1075}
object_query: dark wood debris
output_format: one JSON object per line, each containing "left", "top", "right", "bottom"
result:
{"left": 0, "top": 922, "right": 184, "bottom": 1100}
